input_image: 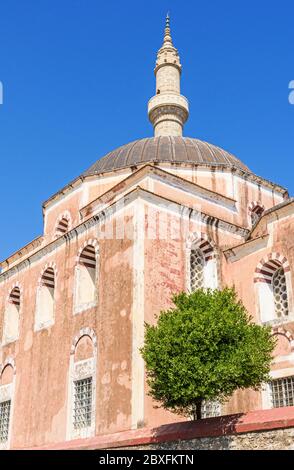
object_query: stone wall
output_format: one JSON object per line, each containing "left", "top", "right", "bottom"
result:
{"left": 24, "top": 406, "right": 294, "bottom": 450}
{"left": 123, "top": 428, "right": 294, "bottom": 451}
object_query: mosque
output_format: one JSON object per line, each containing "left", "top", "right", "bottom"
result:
{"left": 0, "top": 16, "right": 293, "bottom": 449}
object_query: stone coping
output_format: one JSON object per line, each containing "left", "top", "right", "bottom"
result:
{"left": 20, "top": 407, "right": 294, "bottom": 450}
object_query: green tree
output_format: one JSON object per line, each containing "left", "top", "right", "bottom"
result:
{"left": 141, "top": 288, "right": 275, "bottom": 420}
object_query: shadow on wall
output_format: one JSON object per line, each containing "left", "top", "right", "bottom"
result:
{"left": 148, "top": 413, "right": 244, "bottom": 450}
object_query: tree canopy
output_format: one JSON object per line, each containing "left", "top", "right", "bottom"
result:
{"left": 141, "top": 288, "right": 275, "bottom": 419}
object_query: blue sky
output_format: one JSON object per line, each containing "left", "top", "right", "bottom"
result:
{"left": 0, "top": 0, "right": 293, "bottom": 261}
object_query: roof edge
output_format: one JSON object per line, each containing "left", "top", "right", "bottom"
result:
{"left": 43, "top": 160, "right": 288, "bottom": 211}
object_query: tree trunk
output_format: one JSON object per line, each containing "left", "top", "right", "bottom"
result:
{"left": 192, "top": 400, "right": 202, "bottom": 420}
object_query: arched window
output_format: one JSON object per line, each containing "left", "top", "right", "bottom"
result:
{"left": 272, "top": 267, "right": 288, "bottom": 317}
{"left": 189, "top": 238, "right": 217, "bottom": 291}
{"left": 55, "top": 217, "right": 69, "bottom": 237}
{"left": 249, "top": 203, "right": 265, "bottom": 227}
{"left": 3, "top": 288, "right": 20, "bottom": 343}
{"left": 35, "top": 267, "right": 55, "bottom": 330}
{"left": 0, "top": 362, "right": 15, "bottom": 449}
{"left": 68, "top": 331, "right": 96, "bottom": 439}
{"left": 190, "top": 249, "right": 205, "bottom": 291}
{"left": 256, "top": 256, "right": 290, "bottom": 322}
{"left": 75, "top": 245, "right": 98, "bottom": 312}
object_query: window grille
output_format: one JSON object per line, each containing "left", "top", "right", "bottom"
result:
{"left": 0, "top": 400, "right": 11, "bottom": 443}
{"left": 270, "top": 376, "right": 294, "bottom": 408}
{"left": 272, "top": 268, "right": 288, "bottom": 317}
{"left": 201, "top": 400, "right": 221, "bottom": 418}
{"left": 190, "top": 249, "right": 204, "bottom": 291}
{"left": 73, "top": 377, "right": 93, "bottom": 429}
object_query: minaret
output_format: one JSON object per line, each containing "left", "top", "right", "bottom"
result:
{"left": 148, "top": 14, "right": 189, "bottom": 137}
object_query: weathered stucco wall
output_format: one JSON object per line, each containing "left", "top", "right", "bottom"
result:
{"left": 0, "top": 162, "right": 293, "bottom": 449}
{"left": 0, "top": 213, "right": 135, "bottom": 448}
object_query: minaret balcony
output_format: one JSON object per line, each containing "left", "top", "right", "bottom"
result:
{"left": 148, "top": 93, "right": 189, "bottom": 116}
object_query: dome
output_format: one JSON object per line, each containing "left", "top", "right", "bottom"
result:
{"left": 83, "top": 136, "right": 250, "bottom": 176}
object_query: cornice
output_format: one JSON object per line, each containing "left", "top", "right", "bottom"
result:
{"left": 0, "top": 186, "right": 249, "bottom": 283}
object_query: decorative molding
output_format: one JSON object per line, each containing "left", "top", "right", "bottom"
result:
{"left": 5, "top": 282, "right": 22, "bottom": 304}
{"left": 80, "top": 165, "right": 237, "bottom": 221}
{"left": 0, "top": 219, "right": 98, "bottom": 283}
{"left": 0, "top": 357, "right": 16, "bottom": 376}
{"left": 186, "top": 232, "right": 216, "bottom": 261}
{"left": 34, "top": 263, "right": 56, "bottom": 332}
{"left": 74, "top": 358, "right": 94, "bottom": 380}
{"left": 76, "top": 239, "right": 99, "bottom": 264}
{"left": 0, "top": 236, "right": 44, "bottom": 272}
{"left": 185, "top": 232, "right": 219, "bottom": 292}
{"left": 70, "top": 328, "right": 97, "bottom": 355}
{"left": 224, "top": 235, "right": 269, "bottom": 263}
{"left": 3, "top": 285, "right": 21, "bottom": 344}
{"left": 54, "top": 211, "right": 72, "bottom": 238}
{"left": 254, "top": 252, "right": 290, "bottom": 284}
{"left": 272, "top": 327, "right": 294, "bottom": 351}
{"left": 137, "top": 187, "right": 249, "bottom": 239}
{"left": 0, "top": 186, "right": 248, "bottom": 284}
{"left": 37, "top": 262, "right": 57, "bottom": 287}
{"left": 74, "top": 241, "right": 99, "bottom": 315}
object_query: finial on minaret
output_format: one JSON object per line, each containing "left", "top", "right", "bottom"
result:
{"left": 163, "top": 13, "right": 172, "bottom": 45}
{"left": 148, "top": 15, "right": 189, "bottom": 137}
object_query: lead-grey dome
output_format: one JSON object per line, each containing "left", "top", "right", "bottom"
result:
{"left": 83, "top": 136, "right": 250, "bottom": 176}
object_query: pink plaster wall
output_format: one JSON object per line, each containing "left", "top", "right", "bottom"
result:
{"left": 0, "top": 163, "right": 292, "bottom": 448}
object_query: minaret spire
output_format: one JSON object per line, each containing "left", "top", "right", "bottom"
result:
{"left": 148, "top": 15, "right": 189, "bottom": 137}
{"left": 163, "top": 13, "right": 172, "bottom": 45}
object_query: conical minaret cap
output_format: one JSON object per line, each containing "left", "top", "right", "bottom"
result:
{"left": 148, "top": 15, "right": 189, "bottom": 137}
{"left": 163, "top": 13, "right": 173, "bottom": 46}
{"left": 155, "top": 14, "right": 181, "bottom": 72}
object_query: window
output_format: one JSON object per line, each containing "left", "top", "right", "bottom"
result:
{"left": 256, "top": 258, "right": 290, "bottom": 322}
{"left": 201, "top": 400, "right": 221, "bottom": 419}
{"left": 190, "top": 249, "right": 204, "bottom": 291}
{"left": 0, "top": 400, "right": 11, "bottom": 444}
{"left": 270, "top": 376, "right": 294, "bottom": 408}
{"left": 273, "top": 267, "right": 288, "bottom": 317}
{"left": 0, "top": 363, "right": 14, "bottom": 449}
{"left": 189, "top": 238, "right": 217, "bottom": 291}
{"left": 73, "top": 377, "right": 93, "bottom": 430}
{"left": 68, "top": 332, "right": 96, "bottom": 439}
{"left": 35, "top": 267, "right": 55, "bottom": 329}
{"left": 3, "top": 287, "right": 20, "bottom": 343}
{"left": 75, "top": 245, "right": 97, "bottom": 312}
{"left": 250, "top": 204, "right": 264, "bottom": 227}
{"left": 55, "top": 217, "right": 69, "bottom": 238}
